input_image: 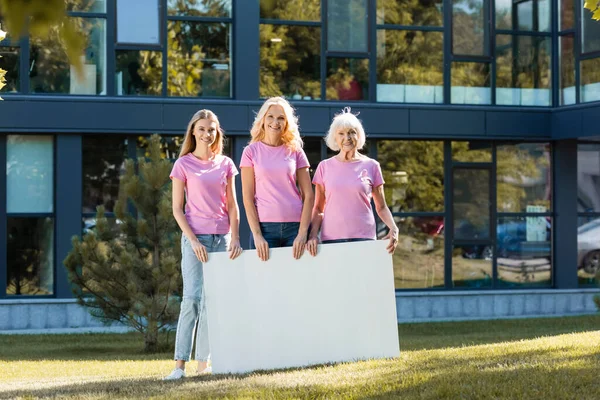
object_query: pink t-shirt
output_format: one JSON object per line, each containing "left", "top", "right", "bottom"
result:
{"left": 312, "top": 157, "right": 385, "bottom": 241}
{"left": 240, "top": 141, "right": 310, "bottom": 222}
{"left": 170, "top": 153, "right": 239, "bottom": 235}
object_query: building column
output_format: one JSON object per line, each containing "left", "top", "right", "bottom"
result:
{"left": 55, "top": 134, "right": 83, "bottom": 298}
{"left": 233, "top": 0, "right": 259, "bottom": 100}
{"left": 553, "top": 139, "right": 578, "bottom": 289}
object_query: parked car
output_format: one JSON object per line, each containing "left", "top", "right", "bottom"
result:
{"left": 577, "top": 218, "right": 600, "bottom": 274}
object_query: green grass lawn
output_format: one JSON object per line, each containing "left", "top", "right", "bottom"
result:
{"left": 1, "top": 315, "right": 600, "bottom": 399}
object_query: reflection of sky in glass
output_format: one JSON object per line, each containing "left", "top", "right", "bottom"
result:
{"left": 496, "top": 0, "right": 550, "bottom": 31}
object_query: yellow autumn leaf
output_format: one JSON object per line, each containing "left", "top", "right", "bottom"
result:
{"left": 594, "top": 8, "right": 600, "bottom": 20}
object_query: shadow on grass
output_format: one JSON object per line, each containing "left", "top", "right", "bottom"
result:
{"left": 399, "top": 314, "right": 600, "bottom": 351}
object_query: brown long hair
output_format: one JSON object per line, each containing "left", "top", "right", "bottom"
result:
{"left": 250, "top": 97, "right": 303, "bottom": 152}
{"left": 178, "top": 109, "right": 225, "bottom": 158}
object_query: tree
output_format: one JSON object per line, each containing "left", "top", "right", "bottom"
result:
{"left": 64, "top": 134, "right": 182, "bottom": 352}
{"left": 585, "top": 0, "right": 600, "bottom": 20}
{"left": 0, "top": 0, "right": 86, "bottom": 74}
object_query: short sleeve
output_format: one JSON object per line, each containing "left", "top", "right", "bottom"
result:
{"left": 312, "top": 162, "right": 325, "bottom": 186}
{"left": 227, "top": 157, "right": 239, "bottom": 178}
{"left": 372, "top": 160, "right": 385, "bottom": 187}
{"left": 239, "top": 146, "right": 254, "bottom": 168}
{"left": 170, "top": 158, "right": 187, "bottom": 182}
{"left": 295, "top": 148, "right": 310, "bottom": 169}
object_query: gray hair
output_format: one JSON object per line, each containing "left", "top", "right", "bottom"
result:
{"left": 324, "top": 107, "right": 366, "bottom": 151}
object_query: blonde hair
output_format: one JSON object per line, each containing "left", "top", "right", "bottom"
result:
{"left": 325, "top": 107, "right": 366, "bottom": 151}
{"left": 179, "top": 109, "right": 224, "bottom": 158}
{"left": 250, "top": 97, "right": 303, "bottom": 152}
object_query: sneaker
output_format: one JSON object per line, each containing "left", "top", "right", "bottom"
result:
{"left": 199, "top": 366, "right": 212, "bottom": 374}
{"left": 163, "top": 368, "right": 186, "bottom": 380}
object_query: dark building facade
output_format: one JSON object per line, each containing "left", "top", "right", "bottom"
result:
{"left": 0, "top": 0, "right": 599, "bottom": 330}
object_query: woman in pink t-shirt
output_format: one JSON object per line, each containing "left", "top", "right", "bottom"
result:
{"left": 164, "top": 109, "right": 242, "bottom": 381}
{"left": 306, "top": 108, "right": 399, "bottom": 256}
{"left": 240, "top": 97, "right": 314, "bottom": 262}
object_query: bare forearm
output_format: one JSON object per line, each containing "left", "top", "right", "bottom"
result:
{"left": 228, "top": 204, "right": 240, "bottom": 241}
{"left": 173, "top": 209, "right": 197, "bottom": 241}
{"left": 243, "top": 199, "right": 263, "bottom": 237}
{"left": 376, "top": 205, "right": 398, "bottom": 233}
{"left": 308, "top": 209, "right": 323, "bottom": 239}
{"left": 298, "top": 193, "right": 314, "bottom": 236}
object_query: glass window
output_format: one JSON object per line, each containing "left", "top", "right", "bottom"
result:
{"left": 578, "top": 144, "right": 600, "bottom": 213}
{"left": 117, "top": 0, "right": 159, "bottom": 45}
{"left": 451, "top": 62, "right": 491, "bottom": 105}
{"left": 327, "top": 0, "right": 367, "bottom": 52}
{"left": 388, "top": 216, "right": 445, "bottom": 289}
{"left": 0, "top": 47, "right": 19, "bottom": 93}
{"left": 259, "top": 25, "right": 321, "bottom": 100}
{"left": 497, "top": 216, "right": 551, "bottom": 287}
{"left": 260, "top": 0, "right": 321, "bottom": 21}
{"left": 116, "top": 50, "right": 163, "bottom": 96}
{"left": 495, "top": 35, "right": 551, "bottom": 106}
{"left": 67, "top": 0, "right": 107, "bottom": 13}
{"left": 452, "top": 141, "right": 492, "bottom": 162}
{"left": 376, "top": 30, "right": 443, "bottom": 103}
{"left": 168, "top": 0, "right": 232, "bottom": 17}
{"left": 377, "top": 140, "right": 444, "bottom": 212}
{"left": 560, "top": 35, "right": 575, "bottom": 105}
{"left": 83, "top": 136, "right": 128, "bottom": 214}
{"left": 6, "top": 217, "right": 54, "bottom": 296}
{"left": 167, "top": 21, "right": 231, "bottom": 97}
{"left": 453, "top": 168, "right": 490, "bottom": 240}
{"left": 452, "top": 244, "right": 493, "bottom": 288}
{"left": 30, "top": 18, "right": 106, "bottom": 95}
{"left": 581, "top": 57, "right": 600, "bottom": 104}
{"left": 452, "top": 0, "right": 488, "bottom": 56}
{"left": 326, "top": 58, "right": 369, "bottom": 101}
{"left": 578, "top": 216, "right": 600, "bottom": 285}
{"left": 559, "top": 0, "right": 574, "bottom": 30}
{"left": 303, "top": 137, "right": 322, "bottom": 177}
{"left": 582, "top": 5, "right": 600, "bottom": 54}
{"left": 7, "top": 135, "right": 54, "bottom": 214}
{"left": 376, "top": 0, "right": 443, "bottom": 26}
{"left": 137, "top": 135, "right": 182, "bottom": 161}
{"left": 497, "top": 143, "right": 551, "bottom": 213}
{"left": 496, "top": 0, "right": 551, "bottom": 32}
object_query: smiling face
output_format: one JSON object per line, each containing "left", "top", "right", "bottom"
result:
{"left": 263, "top": 105, "right": 287, "bottom": 138}
{"left": 193, "top": 118, "right": 218, "bottom": 149}
{"left": 335, "top": 127, "right": 359, "bottom": 152}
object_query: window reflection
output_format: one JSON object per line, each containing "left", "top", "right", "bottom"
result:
{"left": 326, "top": 58, "right": 369, "bottom": 101}
{"left": 452, "top": 244, "right": 493, "bottom": 288}
{"left": 560, "top": 35, "right": 575, "bottom": 105}
{"left": 452, "top": 141, "right": 492, "bottom": 162}
{"left": 167, "top": 21, "right": 231, "bottom": 98}
{"left": 496, "top": 35, "right": 551, "bottom": 106}
{"left": 380, "top": 216, "right": 445, "bottom": 289}
{"left": 376, "top": 0, "right": 443, "bottom": 26}
{"left": 497, "top": 216, "right": 551, "bottom": 287}
{"left": 7, "top": 218, "right": 54, "bottom": 296}
{"left": 578, "top": 216, "right": 600, "bottom": 285}
{"left": 453, "top": 168, "right": 490, "bottom": 240}
{"left": 581, "top": 58, "right": 600, "bottom": 104}
{"left": 582, "top": 6, "right": 600, "bottom": 54}
{"left": 259, "top": 25, "right": 321, "bottom": 100}
{"left": 496, "top": 0, "right": 550, "bottom": 32}
{"left": 0, "top": 47, "right": 19, "bottom": 93}
{"left": 327, "top": 0, "right": 367, "bottom": 52}
{"left": 30, "top": 18, "right": 106, "bottom": 95}
{"left": 116, "top": 50, "right": 162, "bottom": 96}
{"left": 451, "top": 62, "right": 491, "bottom": 104}
{"left": 67, "top": 0, "right": 107, "bottom": 13}
{"left": 497, "top": 143, "right": 551, "bottom": 213}
{"left": 452, "top": 0, "right": 487, "bottom": 56}
{"left": 377, "top": 140, "right": 444, "bottom": 212}
{"left": 578, "top": 144, "right": 600, "bottom": 213}
{"left": 260, "top": 0, "right": 321, "bottom": 21}
{"left": 168, "top": 0, "right": 231, "bottom": 17}
{"left": 376, "top": 30, "right": 443, "bottom": 103}
{"left": 83, "top": 136, "right": 128, "bottom": 214}
{"left": 559, "top": 0, "right": 574, "bottom": 30}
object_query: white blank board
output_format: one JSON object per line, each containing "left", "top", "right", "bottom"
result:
{"left": 203, "top": 240, "right": 400, "bottom": 374}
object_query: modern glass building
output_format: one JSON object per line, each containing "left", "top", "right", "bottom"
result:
{"left": 0, "top": 0, "right": 598, "bottom": 330}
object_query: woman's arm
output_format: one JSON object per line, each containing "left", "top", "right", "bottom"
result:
{"left": 226, "top": 176, "right": 243, "bottom": 260}
{"left": 372, "top": 185, "right": 399, "bottom": 254}
{"left": 172, "top": 178, "right": 208, "bottom": 262}
{"left": 306, "top": 183, "right": 325, "bottom": 256}
{"left": 241, "top": 167, "right": 269, "bottom": 261}
{"left": 292, "top": 167, "right": 314, "bottom": 259}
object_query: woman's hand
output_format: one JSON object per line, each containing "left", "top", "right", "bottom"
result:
{"left": 292, "top": 234, "right": 307, "bottom": 259}
{"left": 383, "top": 227, "right": 399, "bottom": 254}
{"left": 190, "top": 238, "right": 208, "bottom": 262}
{"left": 306, "top": 236, "right": 319, "bottom": 257}
{"left": 253, "top": 234, "right": 270, "bottom": 261}
{"left": 228, "top": 238, "right": 243, "bottom": 260}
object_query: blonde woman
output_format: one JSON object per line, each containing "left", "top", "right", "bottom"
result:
{"left": 306, "top": 108, "right": 399, "bottom": 256}
{"left": 240, "top": 97, "right": 314, "bottom": 261}
{"left": 164, "top": 109, "right": 242, "bottom": 380}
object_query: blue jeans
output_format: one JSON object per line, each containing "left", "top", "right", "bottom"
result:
{"left": 249, "top": 222, "right": 300, "bottom": 249}
{"left": 174, "top": 233, "right": 229, "bottom": 362}
{"left": 322, "top": 238, "right": 374, "bottom": 244}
